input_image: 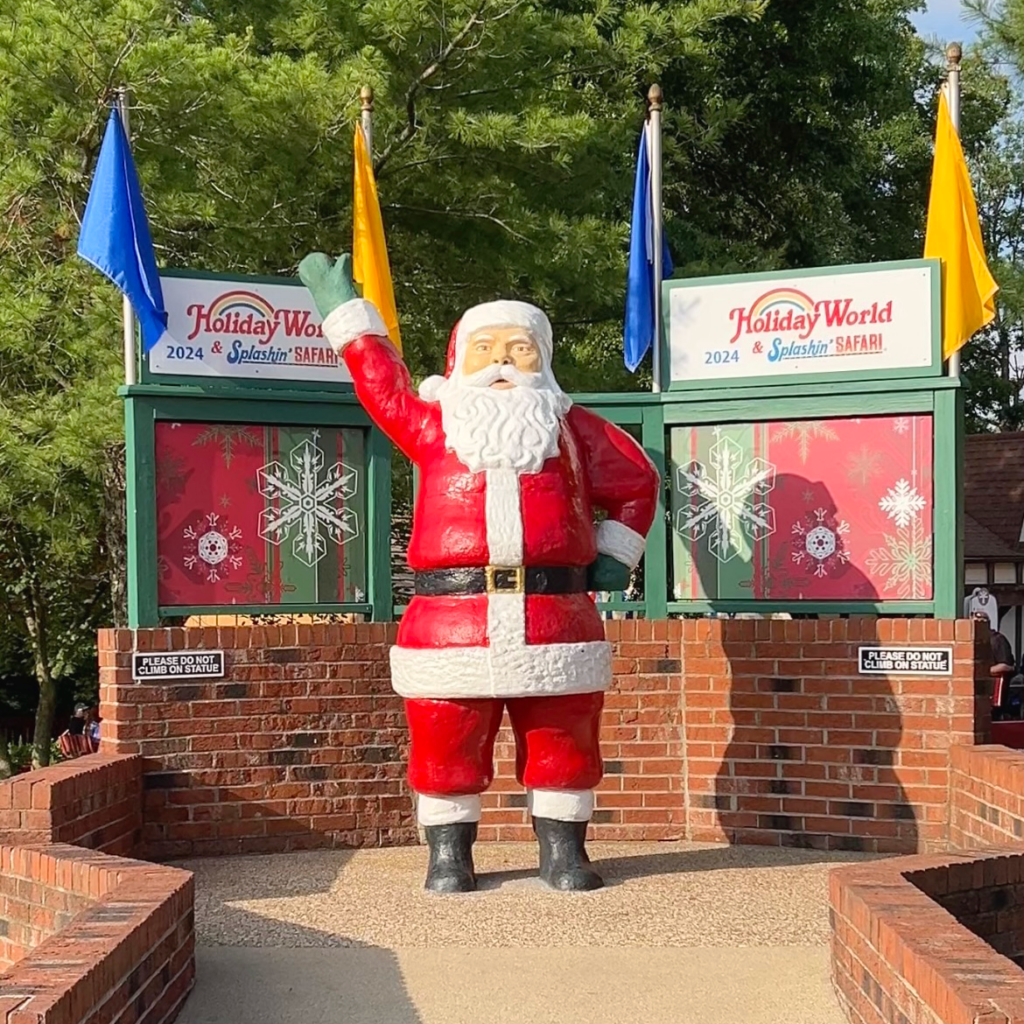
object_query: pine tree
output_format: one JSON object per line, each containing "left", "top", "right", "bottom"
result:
{"left": 0, "top": 0, "right": 949, "bottom": 760}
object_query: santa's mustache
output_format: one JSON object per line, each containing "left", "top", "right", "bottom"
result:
{"left": 460, "top": 363, "right": 543, "bottom": 390}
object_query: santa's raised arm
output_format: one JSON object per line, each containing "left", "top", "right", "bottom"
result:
{"left": 300, "top": 252, "right": 660, "bottom": 894}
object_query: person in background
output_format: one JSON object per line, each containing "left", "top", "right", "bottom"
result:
{"left": 86, "top": 705, "right": 101, "bottom": 752}
{"left": 975, "top": 611, "right": 1017, "bottom": 719}
{"left": 59, "top": 704, "right": 93, "bottom": 759}
{"left": 68, "top": 703, "right": 88, "bottom": 737}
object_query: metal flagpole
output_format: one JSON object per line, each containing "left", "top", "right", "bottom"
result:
{"left": 648, "top": 84, "right": 664, "bottom": 394}
{"left": 945, "top": 42, "right": 963, "bottom": 379}
{"left": 360, "top": 86, "right": 374, "bottom": 157}
{"left": 116, "top": 86, "right": 138, "bottom": 385}
{"left": 115, "top": 87, "right": 137, "bottom": 386}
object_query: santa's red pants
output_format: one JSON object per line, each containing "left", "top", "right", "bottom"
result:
{"left": 405, "top": 692, "right": 604, "bottom": 824}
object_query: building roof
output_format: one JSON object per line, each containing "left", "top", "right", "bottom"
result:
{"left": 965, "top": 433, "right": 1024, "bottom": 560}
{"left": 965, "top": 513, "right": 1023, "bottom": 561}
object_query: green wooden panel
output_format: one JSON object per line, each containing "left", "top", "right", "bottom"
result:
{"left": 932, "top": 386, "right": 964, "bottom": 618}
{"left": 161, "top": 603, "right": 373, "bottom": 618}
{"left": 641, "top": 404, "right": 668, "bottom": 619}
{"left": 667, "top": 600, "right": 935, "bottom": 615}
{"left": 125, "top": 397, "right": 159, "bottom": 627}
{"left": 367, "top": 426, "right": 393, "bottom": 622}
{"left": 661, "top": 390, "right": 935, "bottom": 425}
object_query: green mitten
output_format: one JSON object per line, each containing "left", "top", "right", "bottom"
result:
{"left": 299, "top": 252, "right": 360, "bottom": 319}
{"left": 587, "top": 553, "right": 631, "bottom": 592}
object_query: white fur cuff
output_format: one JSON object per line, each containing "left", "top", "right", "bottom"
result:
{"left": 528, "top": 789, "right": 594, "bottom": 822}
{"left": 416, "top": 793, "right": 482, "bottom": 826}
{"left": 595, "top": 519, "right": 646, "bottom": 569}
{"left": 321, "top": 298, "right": 388, "bottom": 354}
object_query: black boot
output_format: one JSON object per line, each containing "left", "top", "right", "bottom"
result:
{"left": 424, "top": 822, "right": 477, "bottom": 893}
{"left": 534, "top": 817, "right": 603, "bottom": 891}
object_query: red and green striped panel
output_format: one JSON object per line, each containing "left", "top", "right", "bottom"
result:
{"left": 670, "top": 414, "right": 933, "bottom": 601}
{"left": 154, "top": 421, "right": 367, "bottom": 607}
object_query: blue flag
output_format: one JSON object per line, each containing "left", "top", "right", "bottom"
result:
{"left": 624, "top": 126, "right": 672, "bottom": 373}
{"left": 78, "top": 107, "right": 168, "bottom": 353}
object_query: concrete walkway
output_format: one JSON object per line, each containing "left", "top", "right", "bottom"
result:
{"left": 175, "top": 842, "right": 867, "bottom": 1024}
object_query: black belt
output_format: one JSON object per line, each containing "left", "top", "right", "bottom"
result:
{"left": 414, "top": 566, "right": 588, "bottom": 596}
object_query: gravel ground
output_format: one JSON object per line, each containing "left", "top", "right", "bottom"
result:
{"left": 180, "top": 841, "right": 871, "bottom": 949}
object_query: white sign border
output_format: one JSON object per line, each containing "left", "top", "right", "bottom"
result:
{"left": 143, "top": 270, "right": 354, "bottom": 389}
{"left": 132, "top": 650, "right": 226, "bottom": 681}
{"left": 857, "top": 646, "right": 953, "bottom": 676}
{"left": 662, "top": 258, "right": 941, "bottom": 391}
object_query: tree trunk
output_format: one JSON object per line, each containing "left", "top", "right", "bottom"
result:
{"left": 102, "top": 441, "right": 128, "bottom": 628}
{"left": 24, "top": 594, "right": 55, "bottom": 769}
{"left": 30, "top": 657, "right": 56, "bottom": 769}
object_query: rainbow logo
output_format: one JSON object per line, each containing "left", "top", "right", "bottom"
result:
{"left": 208, "top": 290, "right": 276, "bottom": 322}
{"left": 748, "top": 287, "right": 815, "bottom": 321}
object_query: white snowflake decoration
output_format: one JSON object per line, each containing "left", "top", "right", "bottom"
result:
{"left": 865, "top": 520, "right": 932, "bottom": 599}
{"left": 791, "top": 508, "right": 851, "bottom": 578}
{"left": 878, "top": 478, "right": 926, "bottom": 529}
{"left": 183, "top": 513, "right": 243, "bottom": 583}
{"left": 675, "top": 435, "right": 776, "bottom": 563}
{"left": 892, "top": 417, "right": 910, "bottom": 435}
{"left": 257, "top": 434, "right": 360, "bottom": 567}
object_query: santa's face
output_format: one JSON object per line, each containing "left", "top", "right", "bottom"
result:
{"left": 462, "top": 326, "right": 542, "bottom": 389}
{"left": 435, "top": 322, "right": 572, "bottom": 475}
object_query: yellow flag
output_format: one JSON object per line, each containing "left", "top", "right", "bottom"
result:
{"left": 352, "top": 124, "right": 401, "bottom": 351}
{"left": 924, "top": 90, "right": 998, "bottom": 360}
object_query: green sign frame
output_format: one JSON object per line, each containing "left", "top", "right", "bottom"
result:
{"left": 659, "top": 258, "right": 942, "bottom": 393}
{"left": 122, "top": 383, "right": 392, "bottom": 626}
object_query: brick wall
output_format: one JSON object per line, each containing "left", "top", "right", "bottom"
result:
{"left": 680, "top": 617, "right": 987, "bottom": 854}
{"left": 0, "top": 846, "right": 95, "bottom": 968}
{"left": 99, "top": 624, "right": 414, "bottom": 859}
{"left": 0, "top": 844, "right": 194, "bottom": 1024}
{"left": 100, "top": 617, "right": 987, "bottom": 857}
{"left": 909, "top": 857, "right": 1024, "bottom": 966}
{"left": 0, "top": 754, "right": 142, "bottom": 855}
{"left": 830, "top": 851, "right": 1024, "bottom": 1024}
{"left": 949, "top": 743, "right": 1024, "bottom": 849}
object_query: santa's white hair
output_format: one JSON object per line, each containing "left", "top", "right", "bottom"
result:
{"left": 418, "top": 300, "right": 572, "bottom": 475}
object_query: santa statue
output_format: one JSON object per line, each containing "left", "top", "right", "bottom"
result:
{"left": 300, "top": 253, "right": 660, "bottom": 892}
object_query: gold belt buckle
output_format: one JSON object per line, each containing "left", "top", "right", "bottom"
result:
{"left": 485, "top": 565, "right": 526, "bottom": 594}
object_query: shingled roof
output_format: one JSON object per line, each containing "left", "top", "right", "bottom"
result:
{"left": 965, "top": 433, "right": 1024, "bottom": 560}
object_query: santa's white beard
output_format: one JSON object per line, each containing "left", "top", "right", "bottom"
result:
{"left": 436, "top": 364, "right": 572, "bottom": 474}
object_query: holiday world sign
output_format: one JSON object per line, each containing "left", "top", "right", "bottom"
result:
{"left": 148, "top": 272, "right": 353, "bottom": 384}
{"left": 666, "top": 260, "right": 938, "bottom": 386}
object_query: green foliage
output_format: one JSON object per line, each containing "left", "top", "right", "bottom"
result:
{"left": 953, "top": 5, "right": 1024, "bottom": 430}
{"left": 0, "top": 0, "right": 970, "bottom": 745}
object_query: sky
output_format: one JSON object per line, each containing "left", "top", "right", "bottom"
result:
{"left": 910, "top": 0, "right": 980, "bottom": 45}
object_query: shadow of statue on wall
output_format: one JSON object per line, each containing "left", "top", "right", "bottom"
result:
{"left": 679, "top": 472, "right": 920, "bottom": 854}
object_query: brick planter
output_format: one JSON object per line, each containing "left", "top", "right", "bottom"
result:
{"left": 0, "top": 754, "right": 142, "bottom": 854}
{"left": 830, "top": 851, "right": 1024, "bottom": 1024}
{"left": 0, "top": 844, "right": 194, "bottom": 1024}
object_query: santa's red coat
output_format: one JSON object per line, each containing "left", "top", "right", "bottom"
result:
{"left": 323, "top": 304, "right": 660, "bottom": 700}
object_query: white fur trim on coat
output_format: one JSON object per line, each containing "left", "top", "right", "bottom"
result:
{"left": 418, "top": 375, "right": 447, "bottom": 401}
{"left": 595, "top": 519, "right": 647, "bottom": 569}
{"left": 321, "top": 298, "right": 388, "bottom": 354}
{"left": 416, "top": 793, "right": 481, "bottom": 825}
{"left": 528, "top": 789, "right": 594, "bottom": 822}
{"left": 390, "top": 639, "right": 612, "bottom": 699}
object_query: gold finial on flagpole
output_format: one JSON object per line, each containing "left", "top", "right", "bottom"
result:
{"left": 360, "top": 86, "right": 374, "bottom": 156}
